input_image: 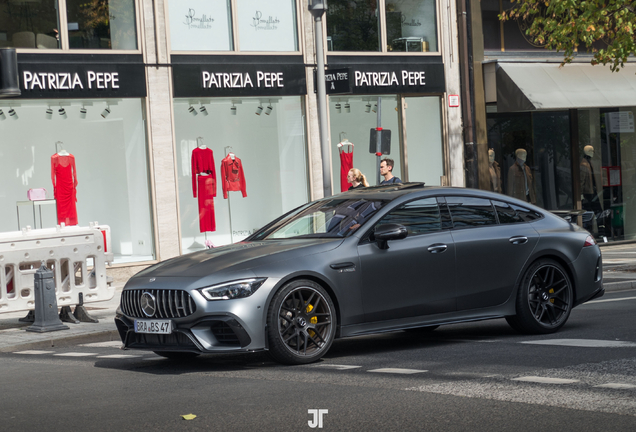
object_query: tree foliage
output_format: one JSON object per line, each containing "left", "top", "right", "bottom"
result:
{"left": 501, "top": 0, "right": 636, "bottom": 71}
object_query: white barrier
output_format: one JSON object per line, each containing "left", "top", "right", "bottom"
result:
{"left": 0, "top": 222, "right": 114, "bottom": 314}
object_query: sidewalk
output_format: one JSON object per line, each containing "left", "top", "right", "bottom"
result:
{"left": 1, "top": 244, "right": 636, "bottom": 353}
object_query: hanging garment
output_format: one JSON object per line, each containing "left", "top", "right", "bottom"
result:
{"left": 507, "top": 161, "right": 536, "bottom": 203}
{"left": 221, "top": 154, "right": 247, "bottom": 199}
{"left": 191, "top": 147, "right": 217, "bottom": 233}
{"left": 191, "top": 147, "right": 216, "bottom": 198}
{"left": 197, "top": 175, "right": 216, "bottom": 232}
{"left": 339, "top": 151, "right": 354, "bottom": 193}
{"left": 51, "top": 153, "right": 78, "bottom": 226}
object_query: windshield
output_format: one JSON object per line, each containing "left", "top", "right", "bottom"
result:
{"left": 250, "top": 198, "right": 387, "bottom": 240}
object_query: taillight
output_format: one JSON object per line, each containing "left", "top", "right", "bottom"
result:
{"left": 584, "top": 235, "right": 596, "bottom": 247}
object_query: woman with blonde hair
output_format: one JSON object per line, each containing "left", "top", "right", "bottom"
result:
{"left": 347, "top": 168, "right": 369, "bottom": 190}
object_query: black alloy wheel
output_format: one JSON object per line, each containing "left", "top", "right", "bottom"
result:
{"left": 267, "top": 280, "right": 336, "bottom": 365}
{"left": 506, "top": 258, "right": 573, "bottom": 334}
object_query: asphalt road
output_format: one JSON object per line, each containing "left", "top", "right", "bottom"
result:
{"left": 1, "top": 289, "right": 635, "bottom": 431}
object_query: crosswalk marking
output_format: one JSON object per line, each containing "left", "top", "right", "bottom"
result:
{"left": 512, "top": 376, "right": 579, "bottom": 384}
{"left": 314, "top": 364, "right": 362, "bottom": 370}
{"left": 53, "top": 352, "right": 99, "bottom": 357}
{"left": 521, "top": 339, "right": 636, "bottom": 348}
{"left": 79, "top": 341, "right": 123, "bottom": 348}
{"left": 14, "top": 350, "right": 55, "bottom": 355}
{"left": 368, "top": 368, "right": 427, "bottom": 374}
{"left": 594, "top": 383, "right": 636, "bottom": 389}
{"left": 97, "top": 354, "right": 143, "bottom": 359}
{"left": 586, "top": 296, "right": 636, "bottom": 304}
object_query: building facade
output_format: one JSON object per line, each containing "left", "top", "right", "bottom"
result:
{"left": 0, "top": 0, "right": 465, "bottom": 277}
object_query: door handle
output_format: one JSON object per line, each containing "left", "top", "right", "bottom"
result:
{"left": 509, "top": 236, "right": 528, "bottom": 245}
{"left": 427, "top": 244, "right": 448, "bottom": 253}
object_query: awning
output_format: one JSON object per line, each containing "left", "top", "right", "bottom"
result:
{"left": 496, "top": 62, "right": 636, "bottom": 112}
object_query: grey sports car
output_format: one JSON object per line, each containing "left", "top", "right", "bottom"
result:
{"left": 115, "top": 184, "right": 604, "bottom": 364}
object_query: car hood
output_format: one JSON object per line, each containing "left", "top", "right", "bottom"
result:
{"left": 134, "top": 238, "right": 344, "bottom": 279}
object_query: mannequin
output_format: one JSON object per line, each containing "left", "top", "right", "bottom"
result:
{"left": 51, "top": 141, "right": 78, "bottom": 225}
{"left": 581, "top": 144, "right": 604, "bottom": 233}
{"left": 197, "top": 136, "right": 207, "bottom": 149}
{"left": 507, "top": 148, "right": 536, "bottom": 203}
{"left": 191, "top": 138, "right": 217, "bottom": 233}
{"left": 488, "top": 149, "right": 501, "bottom": 193}
{"left": 338, "top": 132, "right": 354, "bottom": 193}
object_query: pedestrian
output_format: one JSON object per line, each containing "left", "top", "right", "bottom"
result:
{"left": 347, "top": 168, "right": 369, "bottom": 190}
{"left": 379, "top": 158, "right": 402, "bottom": 184}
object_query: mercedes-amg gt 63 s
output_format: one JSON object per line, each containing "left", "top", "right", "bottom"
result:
{"left": 115, "top": 184, "right": 604, "bottom": 364}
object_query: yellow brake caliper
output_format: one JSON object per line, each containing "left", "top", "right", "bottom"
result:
{"left": 306, "top": 303, "right": 317, "bottom": 337}
{"left": 549, "top": 288, "right": 554, "bottom": 303}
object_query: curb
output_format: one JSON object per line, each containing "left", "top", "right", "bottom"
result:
{"left": 0, "top": 330, "right": 120, "bottom": 353}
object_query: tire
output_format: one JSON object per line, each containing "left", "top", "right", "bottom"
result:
{"left": 267, "top": 280, "right": 337, "bottom": 365}
{"left": 404, "top": 325, "right": 440, "bottom": 333}
{"left": 153, "top": 351, "right": 200, "bottom": 360}
{"left": 507, "top": 258, "right": 573, "bottom": 334}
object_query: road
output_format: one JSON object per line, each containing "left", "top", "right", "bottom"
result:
{"left": 1, "top": 289, "right": 635, "bottom": 431}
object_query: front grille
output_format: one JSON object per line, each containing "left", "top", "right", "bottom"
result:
{"left": 121, "top": 289, "right": 197, "bottom": 319}
{"left": 210, "top": 321, "right": 240, "bottom": 345}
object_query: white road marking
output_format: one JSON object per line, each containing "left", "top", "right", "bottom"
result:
{"left": 594, "top": 383, "right": 636, "bottom": 389}
{"left": 53, "top": 352, "right": 99, "bottom": 357}
{"left": 521, "top": 339, "right": 636, "bottom": 348}
{"left": 14, "top": 350, "right": 55, "bottom": 355}
{"left": 314, "top": 364, "right": 362, "bottom": 370}
{"left": 97, "top": 354, "right": 143, "bottom": 359}
{"left": 587, "top": 296, "right": 636, "bottom": 304}
{"left": 79, "top": 341, "right": 123, "bottom": 348}
{"left": 512, "top": 376, "right": 579, "bottom": 384}
{"left": 368, "top": 368, "right": 428, "bottom": 374}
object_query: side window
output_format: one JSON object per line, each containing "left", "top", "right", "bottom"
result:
{"left": 446, "top": 196, "right": 497, "bottom": 228}
{"left": 511, "top": 204, "right": 543, "bottom": 221}
{"left": 492, "top": 200, "right": 523, "bottom": 224}
{"left": 377, "top": 198, "right": 442, "bottom": 236}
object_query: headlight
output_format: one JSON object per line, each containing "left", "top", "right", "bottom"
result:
{"left": 198, "top": 278, "right": 267, "bottom": 301}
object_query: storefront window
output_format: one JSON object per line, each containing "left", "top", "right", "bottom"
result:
{"left": 327, "top": 0, "right": 381, "bottom": 52}
{"left": 236, "top": 0, "right": 298, "bottom": 51}
{"left": 66, "top": 0, "right": 138, "bottom": 50}
{"left": 579, "top": 108, "right": 636, "bottom": 241}
{"left": 0, "top": 98, "right": 154, "bottom": 264}
{"left": 0, "top": 0, "right": 60, "bottom": 49}
{"left": 386, "top": 0, "right": 437, "bottom": 52}
{"left": 173, "top": 97, "right": 309, "bottom": 250}
{"left": 168, "top": 0, "right": 233, "bottom": 51}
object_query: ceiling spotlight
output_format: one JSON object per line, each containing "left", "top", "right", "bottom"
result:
{"left": 0, "top": 109, "right": 5, "bottom": 120}
{"left": 230, "top": 104, "right": 237, "bottom": 115}
{"left": 265, "top": 104, "right": 273, "bottom": 115}
{"left": 335, "top": 103, "right": 341, "bottom": 114}
{"left": 8, "top": 108, "right": 18, "bottom": 120}
{"left": 255, "top": 104, "right": 263, "bottom": 116}
{"left": 365, "top": 103, "right": 371, "bottom": 113}
{"left": 372, "top": 104, "right": 377, "bottom": 113}
{"left": 59, "top": 107, "right": 67, "bottom": 119}
{"left": 188, "top": 105, "right": 197, "bottom": 116}
{"left": 80, "top": 106, "right": 87, "bottom": 119}
{"left": 101, "top": 106, "right": 111, "bottom": 118}
{"left": 344, "top": 102, "right": 351, "bottom": 113}
{"left": 199, "top": 105, "right": 208, "bottom": 116}
{"left": 45, "top": 107, "right": 53, "bottom": 120}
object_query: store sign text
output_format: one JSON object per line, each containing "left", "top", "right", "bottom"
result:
{"left": 354, "top": 70, "right": 426, "bottom": 87}
{"left": 202, "top": 71, "right": 284, "bottom": 89}
{"left": 22, "top": 71, "right": 120, "bottom": 90}
{"left": 251, "top": 11, "right": 280, "bottom": 30}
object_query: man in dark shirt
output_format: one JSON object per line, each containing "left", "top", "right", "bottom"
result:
{"left": 380, "top": 158, "right": 402, "bottom": 185}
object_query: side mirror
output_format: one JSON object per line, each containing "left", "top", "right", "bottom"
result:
{"left": 374, "top": 223, "right": 407, "bottom": 249}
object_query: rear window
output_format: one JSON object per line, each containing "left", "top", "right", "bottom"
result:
{"left": 446, "top": 196, "right": 497, "bottom": 228}
{"left": 511, "top": 204, "right": 543, "bottom": 221}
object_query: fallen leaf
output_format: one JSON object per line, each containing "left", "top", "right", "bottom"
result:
{"left": 181, "top": 414, "right": 197, "bottom": 420}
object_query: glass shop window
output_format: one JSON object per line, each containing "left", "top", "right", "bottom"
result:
{"left": 385, "top": 0, "right": 437, "bottom": 52}
{"left": 236, "top": 0, "right": 298, "bottom": 51}
{"left": 0, "top": 0, "right": 61, "bottom": 49}
{"left": 168, "top": 0, "right": 234, "bottom": 51}
{"left": 326, "top": 0, "right": 381, "bottom": 52}
{"left": 446, "top": 196, "right": 498, "bottom": 228}
{"left": 378, "top": 197, "right": 442, "bottom": 235}
{"left": 66, "top": 0, "right": 138, "bottom": 50}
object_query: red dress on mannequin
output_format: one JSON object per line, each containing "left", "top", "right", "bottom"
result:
{"left": 339, "top": 150, "right": 353, "bottom": 193}
{"left": 191, "top": 147, "right": 217, "bottom": 233}
{"left": 51, "top": 153, "right": 78, "bottom": 226}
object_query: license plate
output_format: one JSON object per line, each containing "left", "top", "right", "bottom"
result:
{"left": 134, "top": 319, "right": 172, "bottom": 334}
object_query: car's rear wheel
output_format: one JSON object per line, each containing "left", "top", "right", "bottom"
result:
{"left": 153, "top": 351, "right": 200, "bottom": 360}
{"left": 267, "top": 280, "right": 336, "bottom": 365}
{"left": 506, "top": 258, "right": 573, "bottom": 334}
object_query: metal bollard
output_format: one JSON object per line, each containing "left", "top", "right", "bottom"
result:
{"left": 26, "top": 264, "right": 69, "bottom": 333}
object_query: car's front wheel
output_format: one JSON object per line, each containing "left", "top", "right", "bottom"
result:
{"left": 267, "top": 280, "right": 336, "bottom": 365}
{"left": 506, "top": 258, "right": 573, "bottom": 334}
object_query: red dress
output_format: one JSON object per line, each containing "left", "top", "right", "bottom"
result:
{"left": 339, "top": 150, "right": 353, "bottom": 193}
{"left": 191, "top": 147, "right": 217, "bottom": 233}
{"left": 220, "top": 154, "right": 247, "bottom": 199}
{"left": 51, "top": 153, "right": 78, "bottom": 226}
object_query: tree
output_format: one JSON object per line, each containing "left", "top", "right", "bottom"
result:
{"left": 501, "top": 0, "right": 636, "bottom": 72}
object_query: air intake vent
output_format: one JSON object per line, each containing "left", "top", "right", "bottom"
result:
{"left": 121, "top": 289, "right": 196, "bottom": 319}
